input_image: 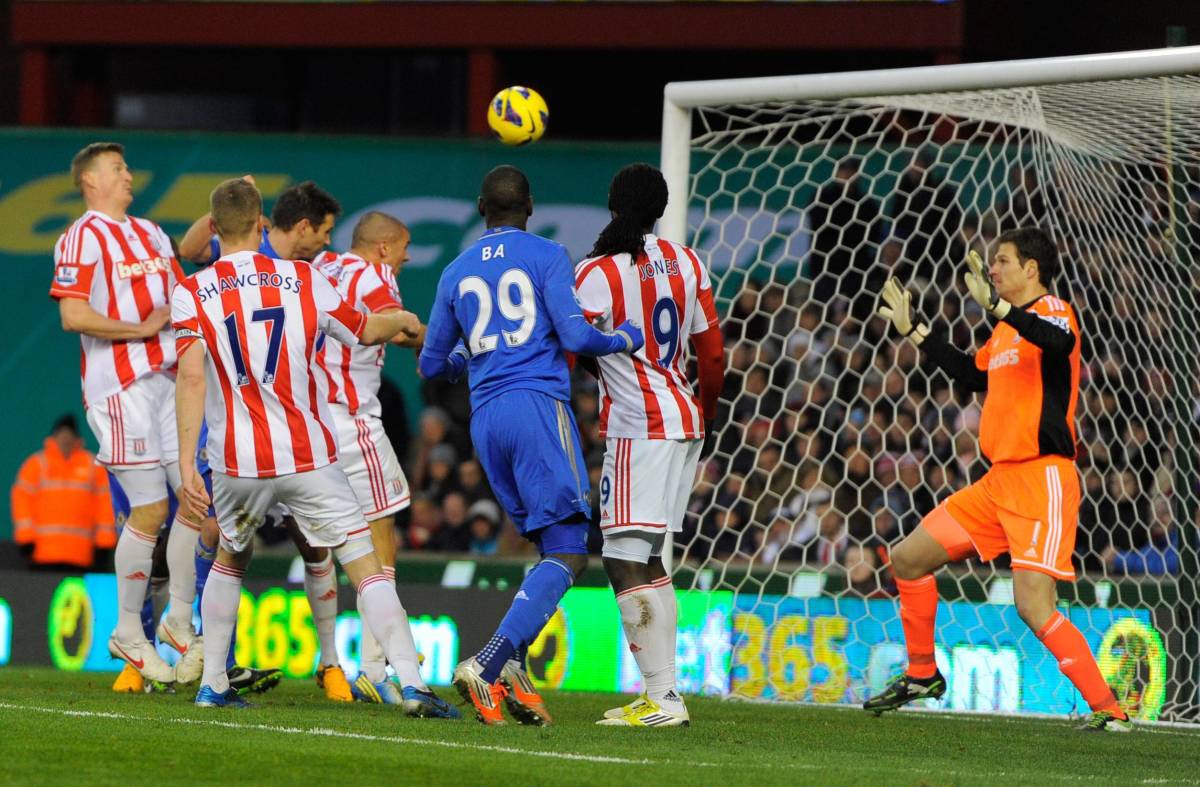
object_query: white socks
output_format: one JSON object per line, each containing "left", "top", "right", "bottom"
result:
{"left": 304, "top": 555, "right": 340, "bottom": 668}
{"left": 357, "top": 566, "right": 394, "bottom": 683}
{"left": 617, "top": 577, "right": 683, "bottom": 713}
{"left": 165, "top": 517, "right": 200, "bottom": 630}
{"left": 356, "top": 573, "right": 426, "bottom": 690}
{"left": 654, "top": 575, "right": 678, "bottom": 690}
{"left": 200, "top": 562, "right": 244, "bottom": 693}
{"left": 114, "top": 526, "right": 156, "bottom": 641}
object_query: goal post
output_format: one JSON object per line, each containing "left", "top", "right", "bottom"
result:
{"left": 660, "top": 47, "right": 1200, "bottom": 722}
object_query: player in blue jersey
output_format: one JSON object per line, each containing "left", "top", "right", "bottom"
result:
{"left": 181, "top": 180, "right": 354, "bottom": 699}
{"left": 419, "top": 165, "right": 644, "bottom": 725}
{"left": 178, "top": 178, "right": 337, "bottom": 266}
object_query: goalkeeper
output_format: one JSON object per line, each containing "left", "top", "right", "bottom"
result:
{"left": 867, "top": 227, "right": 1131, "bottom": 732}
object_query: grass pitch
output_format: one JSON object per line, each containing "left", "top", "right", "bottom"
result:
{"left": 0, "top": 668, "right": 1196, "bottom": 786}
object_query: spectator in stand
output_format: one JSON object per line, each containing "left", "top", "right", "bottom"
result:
{"left": 891, "top": 149, "right": 961, "bottom": 284}
{"left": 421, "top": 443, "right": 460, "bottom": 502}
{"left": 11, "top": 414, "right": 115, "bottom": 571}
{"left": 431, "top": 492, "right": 471, "bottom": 552}
{"left": 466, "top": 500, "right": 502, "bottom": 556}
{"left": 1104, "top": 497, "right": 1180, "bottom": 576}
{"left": 808, "top": 158, "right": 882, "bottom": 316}
{"left": 404, "top": 495, "right": 442, "bottom": 551}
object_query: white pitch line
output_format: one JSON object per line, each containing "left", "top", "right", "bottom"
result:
{"left": 0, "top": 702, "right": 681, "bottom": 766}
{"left": 2, "top": 702, "right": 1196, "bottom": 784}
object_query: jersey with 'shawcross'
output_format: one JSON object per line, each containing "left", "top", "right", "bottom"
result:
{"left": 171, "top": 251, "right": 366, "bottom": 478}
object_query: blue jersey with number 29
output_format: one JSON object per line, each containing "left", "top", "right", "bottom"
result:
{"left": 423, "top": 227, "right": 597, "bottom": 411}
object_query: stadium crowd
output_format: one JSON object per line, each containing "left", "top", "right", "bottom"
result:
{"left": 14, "top": 157, "right": 1195, "bottom": 589}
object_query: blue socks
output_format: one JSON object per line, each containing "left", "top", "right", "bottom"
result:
{"left": 140, "top": 593, "right": 156, "bottom": 642}
{"left": 477, "top": 557, "right": 575, "bottom": 683}
{"left": 195, "top": 539, "right": 237, "bottom": 671}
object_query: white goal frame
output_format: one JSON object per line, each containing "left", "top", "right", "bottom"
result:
{"left": 657, "top": 45, "right": 1200, "bottom": 720}
{"left": 660, "top": 46, "right": 1200, "bottom": 242}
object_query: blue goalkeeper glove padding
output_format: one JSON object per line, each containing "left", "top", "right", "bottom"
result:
{"left": 613, "top": 320, "right": 644, "bottom": 353}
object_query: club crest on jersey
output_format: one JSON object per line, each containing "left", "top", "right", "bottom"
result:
{"left": 116, "top": 256, "right": 172, "bottom": 280}
{"left": 55, "top": 265, "right": 79, "bottom": 286}
{"left": 639, "top": 258, "right": 680, "bottom": 281}
{"left": 132, "top": 438, "right": 147, "bottom": 456}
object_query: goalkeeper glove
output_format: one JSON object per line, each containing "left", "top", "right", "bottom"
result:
{"left": 877, "top": 277, "right": 930, "bottom": 345}
{"left": 613, "top": 319, "right": 645, "bottom": 353}
{"left": 963, "top": 250, "right": 1012, "bottom": 318}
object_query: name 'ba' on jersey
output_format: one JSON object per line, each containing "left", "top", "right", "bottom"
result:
{"left": 435, "top": 227, "right": 589, "bottom": 410}
{"left": 171, "top": 251, "right": 366, "bottom": 478}
{"left": 575, "top": 234, "right": 719, "bottom": 439}
{"left": 311, "top": 250, "right": 404, "bottom": 418}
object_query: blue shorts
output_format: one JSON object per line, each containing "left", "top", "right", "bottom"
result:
{"left": 202, "top": 469, "right": 216, "bottom": 518}
{"left": 471, "top": 389, "right": 591, "bottom": 538}
{"left": 108, "top": 470, "right": 181, "bottom": 529}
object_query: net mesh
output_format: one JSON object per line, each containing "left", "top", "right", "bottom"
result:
{"left": 676, "top": 76, "right": 1200, "bottom": 721}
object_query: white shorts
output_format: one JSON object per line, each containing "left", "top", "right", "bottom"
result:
{"left": 211, "top": 463, "right": 369, "bottom": 554}
{"left": 331, "top": 407, "right": 411, "bottom": 520}
{"left": 599, "top": 437, "right": 702, "bottom": 536}
{"left": 86, "top": 372, "right": 178, "bottom": 468}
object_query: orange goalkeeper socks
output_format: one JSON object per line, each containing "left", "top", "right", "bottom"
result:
{"left": 1036, "top": 612, "right": 1126, "bottom": 718}
{"left": 896, "top": 575, "right": 939, "bottom": 679}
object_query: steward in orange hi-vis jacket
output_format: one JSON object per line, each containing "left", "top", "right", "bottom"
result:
{"left": 12, "top": 415, "right": 114, "bottom": 569}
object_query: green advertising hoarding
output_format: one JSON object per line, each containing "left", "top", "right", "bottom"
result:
{"left": 0, "top": 129, "right": 656, "bottom": 537}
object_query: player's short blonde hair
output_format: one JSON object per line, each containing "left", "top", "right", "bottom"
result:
{"left": 70, "top": 142, "right": 125, "bottom": 191}
{"left": 210, "top": 178, "right": 262, "bottom": 241}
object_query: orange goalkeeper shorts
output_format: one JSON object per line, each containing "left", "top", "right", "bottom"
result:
{"left": 929, "top": 455, "right": 1080, "bottom": 581}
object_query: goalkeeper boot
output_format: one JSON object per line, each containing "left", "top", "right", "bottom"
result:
{"left": 228, "top": 666, "right": 283, "bottom": 696}
{"left": 499, "top": 659, "right": 552, "bottom": 726}
{"left": 863, "top": 670, "right": 946, "bottom": 716}
{"left": 316, "top": 665, "right": 354, "bottom": 702}
{"left": 1077, "top": 709, "right": 1133, "bottom": 733}
{"left": 157, "top": 620, "right": 203, "bottom": 684}
{"left": 603, "top": 693, "right": 652, "bottom": 720}
{"left": 195, "top": 684, "right": 249, "bottom": 709}
{"left": 452, "top": 658, "right": 508, "bottom": 725}
{"left": 352, "top": 673, "right": 404, "bottom": 705}
{"left": 596, "top": 696, "right": 690, "bottom": 727}
{"left": 108, "top": 632, "right": 176, "bottom": 684}
{"left": 112, "top": 664, "right": 144, "bottom": 694}
{"left": 401, "top": 686, "right": 462, "bottom": 719}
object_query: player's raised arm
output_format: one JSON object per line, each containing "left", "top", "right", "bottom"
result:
{"left": 544, "top": 247, "right": 643, "bottom": 355}
{"left": 963, "top": 244, "right": 1076, "bottom": 355}
{"left": 417, "top": 271, "right": 470, "bottom": 380}
{"left": 877, "top": 276, "right": 987, "bottom": 392}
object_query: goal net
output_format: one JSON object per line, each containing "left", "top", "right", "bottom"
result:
{"left": 660, "top": 49, "right": 1200, "bottom": 722}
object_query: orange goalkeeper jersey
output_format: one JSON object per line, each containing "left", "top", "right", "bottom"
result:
{"left": 973, "top": 294, "right": 1081, "bottom": 463}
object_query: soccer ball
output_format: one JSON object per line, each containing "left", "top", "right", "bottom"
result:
{"left": 487, "top": 86, "right": 548, "bottom": 146}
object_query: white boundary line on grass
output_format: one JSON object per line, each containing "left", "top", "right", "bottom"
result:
{"left": 0, "top": 702, "right": 719, "bottom": 768}
{"left": 1, "top": 701, "right": 1195, "bottom": 783}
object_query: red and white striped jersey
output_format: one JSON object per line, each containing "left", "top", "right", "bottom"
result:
{"left": 575, "top": 234, "right": 719, "bottom": 440}
{"left": 171, "top": 251, "right": 367, "bottom": 478}
{"left": 50, "top": 210, "right": 185, "bottom": 406}
{"left": 312, "top": 251, "right": 403, "bottom": 418}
